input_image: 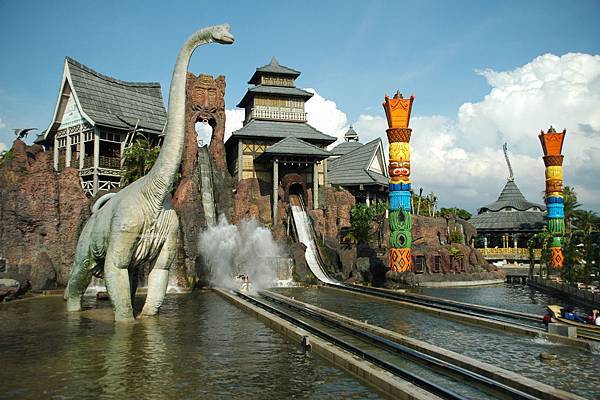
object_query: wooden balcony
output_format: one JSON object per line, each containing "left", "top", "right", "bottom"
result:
{"left": 83, "top": 156, "right": 121, "bottom": 170}
{"left": 251, "top": 108, "right": 307, "bottom": 122}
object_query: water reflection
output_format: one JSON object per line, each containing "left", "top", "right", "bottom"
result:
{"left": 277, "top": 287, "right": 600, "bottom": 400}
{"left": 0, "top": 293, "right": 381, "bottom": 400}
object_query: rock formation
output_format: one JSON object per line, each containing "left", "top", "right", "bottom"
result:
{"left": 172, "top": 71, "right": 236, "bottom": 284}
{"left": 0, "top": 139, "right": 90, "bottom": 291}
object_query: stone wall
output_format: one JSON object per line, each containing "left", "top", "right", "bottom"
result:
{"left": 0, "top": 139, "right": 90, "bottom": 290}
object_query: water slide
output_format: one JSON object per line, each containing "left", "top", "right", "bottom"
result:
{"left": 289, "top": 195, "right": 339, "bottom": 285}
{"left": 198, "top": 146, "right": 216, "bottom": 226}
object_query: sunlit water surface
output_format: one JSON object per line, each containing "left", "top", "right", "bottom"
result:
{"left": 0, "top": 292, "right": 381, "bottom": 400}
{"left": 275, "top": 287, "right": 600, "bottom": 399}
{"left": 413, "top": 283, "right": 588, "bottom": 315}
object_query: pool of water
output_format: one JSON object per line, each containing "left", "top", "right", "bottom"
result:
{"left": 413, "top": 283, "right": 588, "bottom": 315}
{"left": 275, "top": 287, "right": 600, "bottom": 399}
{"left": 0, "top": 292, "right": 381, "bottom": 400}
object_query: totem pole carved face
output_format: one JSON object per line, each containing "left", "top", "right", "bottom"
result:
{"left": 190, "top": 74, "right": 226, "bottom": 125}
{"left": 389, "top": 161, "right": 410, "bottom": 178}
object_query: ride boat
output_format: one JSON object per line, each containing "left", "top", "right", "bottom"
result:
{"left": 547, "top": 305, "right": 600, "bottom": 341}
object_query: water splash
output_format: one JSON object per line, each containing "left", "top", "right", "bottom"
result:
{"left": 198, "top": 215, "right": 284, "bottom": 292}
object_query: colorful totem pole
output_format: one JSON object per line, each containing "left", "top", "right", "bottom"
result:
{"left": 538, "top": 126, "right": 567, "bottom": 268}
{"left": 383, "top": 92, "right": 414, "bottom": 272}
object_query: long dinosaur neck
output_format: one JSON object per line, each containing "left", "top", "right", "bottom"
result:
{"left": 146, "top": 28, "right": 214, "bottom": 201}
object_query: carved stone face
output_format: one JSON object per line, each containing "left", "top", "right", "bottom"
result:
{"left": 190, "top": 74, "right": 226, "bottom": 124}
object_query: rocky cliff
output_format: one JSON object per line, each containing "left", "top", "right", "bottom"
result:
{"left": 0, "top": 139, "right": 90, "bottom": 290}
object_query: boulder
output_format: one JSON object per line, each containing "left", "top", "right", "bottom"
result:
{"left": 30, "top": 252, "right": 57, "bottom": 291}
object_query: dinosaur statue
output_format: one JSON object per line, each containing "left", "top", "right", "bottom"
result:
{"left": 64, "top": 24, "right": 235, "bottom": 321}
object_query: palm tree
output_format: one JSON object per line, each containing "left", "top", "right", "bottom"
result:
{"left": 562, "top": 186, "right": 581, "bottom": 232}
{"left": 573, "top": 209, "right": 599, "bottom": 234}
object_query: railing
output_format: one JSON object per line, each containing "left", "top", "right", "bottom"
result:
{"left": 82, "top": 156, "right": 121, "bottom": 170}
{"left": 251, "top": 108, "right": 307, "bottom": 122}
{"left": 479, "top": 247, "right": 541, "bottom": 259}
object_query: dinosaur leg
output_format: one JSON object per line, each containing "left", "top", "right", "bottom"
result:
{"left": 141, "top": 220, "right": 179, "bottom": 317}
{"left": 104, "top": 234, "right": 136, "bottom": 322}
{"left": 128, "top": 267, "right": 139, "bottom": 310}
{"left": 64, "top": 252, "right": 95, "bottom": 312}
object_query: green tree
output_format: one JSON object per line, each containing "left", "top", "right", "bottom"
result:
{"left": 121, "top": 138, "right": 161, "bottom": 185}
{"left": 562, "top": 186, "right": 581, "bottom": 232}
{"left": 346, "top": 203, "right": 377, "bottom": 244}
{"left": 440, "top": 207, "right": 472, "bottom": 220}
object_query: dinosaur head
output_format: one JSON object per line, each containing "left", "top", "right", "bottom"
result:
{"left": 210, "top": 24, "right": 235, "bottom": 45}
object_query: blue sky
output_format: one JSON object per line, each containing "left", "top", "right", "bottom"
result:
{"left": 1, "top": 1, "right": 599, "bottom": 211}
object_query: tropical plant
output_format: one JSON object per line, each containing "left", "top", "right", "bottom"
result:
{"left": 121, "top": 138, "right": 161, "bottom": 185}
{"left": 345, "top": 203, "right": 378, "bottom": 244}
{"left": 562, "top": 186, "right": 581, "bottom": 232}
{"left": 440, "top": 207, "right": 472, "bottom": 220}
{"left": 448, "top": 228, "right": 464, "bottom": 244}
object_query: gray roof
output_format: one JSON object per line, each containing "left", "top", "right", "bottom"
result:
{"left": 470, "top": 180, "right": 546, "bottom": 232}
{"left": 237, "top": 85, "right": 313, "bottom": 108}
{"left": 256, "top": 137, "right": 331, "bottom": 161}
{"left": 328, "top": 138, "right": 388, "bottom": 187}
{"left": 478, "top": 180, "right": 545, "bottom": 213}
{"left": 226, "top": 120, "right": 337, "bottom": 145}
{"left": 469, "top": 210, "right": 545, "bottom": 232}
{"left": 67, "top": 57, "right": 166, "bottom": 133}
{"left": 36, "top": 57, "right": 166, "bottom": 145}
{"left": 248, "top": 57, "right": 301, "bottom": 84}
{"left": 330, "top": 141, "right": 364, "bottom": 156}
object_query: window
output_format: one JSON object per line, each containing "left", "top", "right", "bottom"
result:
{"left": 432, "top": 256, "right": 441, "bottom": 273}
{"left": 414, "top": 256, "right": 425, "bottom": 274}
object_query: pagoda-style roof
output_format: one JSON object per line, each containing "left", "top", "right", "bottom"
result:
{"left": 470, "top": 180, "right": 546, "bottom": 233}
{"left": 328, "top": 138, "right": 388, "bottom": 187}
{"left": 226, "top": 120, "right": 337, "bottom": 145}
{"left": 468, "top": 210, "right": 545, "bottom": 232}
{"left": 478, "top": 180, "right": 545, "bottom": 213}
{"left": 256, "top": 137, "right": 331, "bottom": 162}
{"left": 36, "top": 57, "right": 166, "bottom": 144}
{"left": 248, "top": 57, "right": 301, "bottom": 85}
{"left": 330, "top": 141, "right": 363, "bottom": 156}
{"left": 237, "top": 85, "right": 313, "bottom": 108}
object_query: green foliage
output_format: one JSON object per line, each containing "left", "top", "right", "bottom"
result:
{"left": 562, "top": 186, "right": 581, "bottom": 232}
{"left": 346, "top": 202, "right": 388, "bottom": 244}
{"left": 0, "top": 149, "right": 14, "bottom": 167}
{"left": 347, "top": 203, "right": 376, "bottom": 244}
{"left": 121, "top": 138, "right": 161, "bottom": 185}
{"left": 448, "top": 246, "right": 464, "bottom": 259}
{"left": 440, "top": 207, "right": 472, "bottom": 220}
{"left": 448, "top": 229, "right": 464, "bottom": 244}
{"left": 527, "top": 230, "right": 553, "bottom": 278}
{"left": 412, "top": 191, "right": 437, "bottom": 216}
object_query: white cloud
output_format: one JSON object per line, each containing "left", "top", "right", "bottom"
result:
{"left": 351, "top": 53, "right": 600, "bottom": 212}
{"left": 195, "top": 109, "right": 245, "bottom": 145}
{"left": 303, "top": 88, "right": 348, "bottom": 142}
{"left": 197, "top": 89, "right": 349, "bottom": 148}
{"left": 0, "top": 141, "right": 6, "bottom": 153}
{"left": 0, "top": 117, "right": 5, "bottom": 129}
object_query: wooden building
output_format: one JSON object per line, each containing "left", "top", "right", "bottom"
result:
{"left": 328, "top": 126, "right": 388, "bottom": 205}
{"left": 225, "top": 58, "right": 337, "bottom": 222}
{"left": 469, "top": 146, "right": 545, "bottom": 261}
{"left": 35, "top": 57, "right": 167, "bottom": 196}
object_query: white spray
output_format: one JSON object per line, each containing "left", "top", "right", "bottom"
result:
{"left": 198, "top": 215, "right": 284, "bottom": 291}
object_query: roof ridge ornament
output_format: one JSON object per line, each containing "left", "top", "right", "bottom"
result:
{"left": 503, "top": 142, "right": 514, "bottom": 182}
{"left": 270, "top": 56, "right": 279, "bottom": 65}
